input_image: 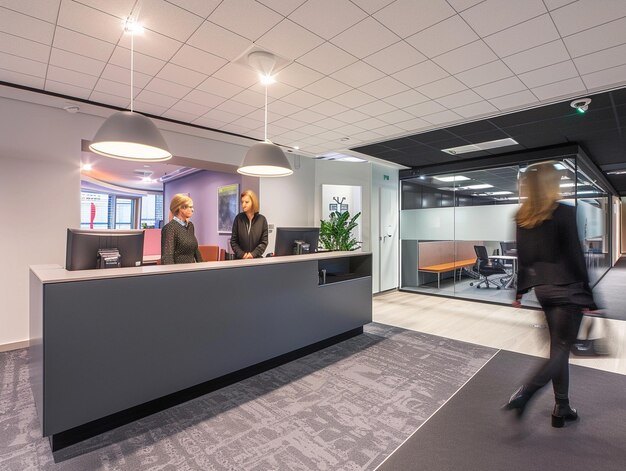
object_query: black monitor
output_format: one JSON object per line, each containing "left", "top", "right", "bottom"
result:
{"left": 66, "top": 229, "right": 145, "bottom": 270}
{"left": 274, "top": 227, "right": 320, "bottom": 256}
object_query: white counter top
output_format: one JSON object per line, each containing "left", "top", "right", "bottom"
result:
{"left": 31, "top": 251, "right": 368, "bottom": 284}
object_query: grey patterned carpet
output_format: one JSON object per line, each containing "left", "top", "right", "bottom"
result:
{"left": 0, "top": 323, "right": 496, "bottom": 470}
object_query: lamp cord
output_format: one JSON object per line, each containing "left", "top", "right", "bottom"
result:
{"left": 264, "top": 84, "right": 268, "bottom": 142}
{"left": 130, "top": 30, "right": 134, "bottom": 113}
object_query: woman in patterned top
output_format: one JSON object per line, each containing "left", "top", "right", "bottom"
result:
{"left": 161, "top": 194, "right": 203, "bottom": 265}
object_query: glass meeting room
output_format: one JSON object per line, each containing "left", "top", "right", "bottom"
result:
{"left": 400, "top": 157, "right": 612, "bottom": 307}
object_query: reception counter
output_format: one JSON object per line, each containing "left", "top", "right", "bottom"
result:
{"left": 29, "top": 251, "right": 372, "bottom": 450}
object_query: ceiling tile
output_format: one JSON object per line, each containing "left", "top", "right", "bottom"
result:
{"left": 156, "top": 62, "right": 206, "bottom": 88}
{"left": 355, "top": 116, "right": 389, "bottom": 130}
{"left": 474, "top": 76, "right": 528, "bottom": 100}
{"left": 202, "top": 108, "right": 239, "bottom": 123}
{"left": 331, "top": 89, "right": 377, "bottom": 108}
{"left": 406, "top": 15, "right": 478, "bottom": 58}
{"left": 334, "top": 123, "right": 368, "bottom": 135}
{"left": 563, "top": 17, "right": 626, "bottom": 58}
{"left": 170, "top": 44, "right": 227, "bottom": 76}
{"left": 49, "top": 48, "right": 106, "bottom": 77}
{"left": 332, "top": 60, "right": 385, "bottom": 88}
{"left": 69, "top": 0, "right": 134, "bottom": 18}
{"left": 331, "top": 17, "right": 399, "bottom": 59}
{"left": 574, "top": 43, "right": 626, "bottom": 75}
{"left": 404, "top": 100, "right": 447, "bottom": 117}
{"left": 184, "top": 89, "right": 227, "bottom": 108}
{"left": 303, "top": 77, "right": 352, "bottom": 99}
{"left": 274, "top": 116, "right": 307, "bottom": 130}
{"left": 162, "top": 109, "right": 200, "bottom": 122}
{"left": 144, "top": 77, "right": 192, "bottom": 99}
{"left": 212, "top": 63, "right": 259, "bottom": 88}
{"left": 483, "top": 14, "right": 560, "bottom": 57}
{"left": 297, "top": 42, "right": 357, "bottom": 75}
{"left": 276, "top": 61, "right": 324, "bottom": 88}
{"left": 374, "top": 0, "right": 455, "bottom": 38}
{"left": 453, "top": 100, "right": 499, "bottom": 118}
{"left": 169, "top": 99, "right": 212, "bottom": 117}
{"left": 356, "top": 100, "right": 396, "bottom": 116}
{"left": 266, "top": 99, "right": 302, "bottom": 116}
{"left": 334, "top": 109, "right": 371, "bottom": 123}
{"left": 216, "top": 99, "right": 257, "bottom": 115}
{"left": 192, "top": 115, "right": 227, "bottom": 128}
{"left": 378, "top": 109, "right": 416, "bottom": 124}
{"left": 383, "top": 89, "right": 430, "bottom": 108}
{"left": 231, "top": 89, "right": 266, "bottom": 108}
{"left": 309, "top": 100, "right": 350, "bottom": 116}
{"left": 0, "top": 0, "right": 61, "bottom": 22}
{"left": 56, "top": 1, "right": 122, "bottom": 44}
{"left": 393, "top": 60, "right": 449, "bottom": 88}
{"left": 188, "top": 21, "right": 251, "bottom": 61}
{"left": 288, "top": 109, "right": 326, "bottom": 124}
{"left": 488, "top": 90, "right": 539, "bottom": 110}
{"left": 0, "top": 51, "right": 46, "bottom": 77}
{"left": 231, "top": 116, "right": 264, "bottom": 129}
{"left": 289, "top": 0, "right": 367, "bottom": 40}
{"left": 109, "top": 47, "right": 165, "bottom": 76}
{"left": 354, "top": 0, "right": 395, "bottom": 14}
{"left": 315, "top": 117, "right": 350, "bottom": 130}
{"left": 47, "top": 64, "right": 100, "bottom": 89}
{"left": 436, "top": 89, "right": 483, "bottom": 108}
{"left": 392, "top": 117, "right": 432, "bottom": 131}
{"left": 418, "top": 76, "right": 467, "bottom": 99}
{"left": 518, "top": 60, "right": 579, "bottom": 89}
{"left": 433, "top": 40, "right": 498, "bottom": 75}
{"left": 45, "top": 80, "right": 91, "bottom": 99}
{"left": 93, "top": 77, "right": 138, "bottom": 99}
{"left": 446, "top": 0, "right": 484, "bottom": 12}
{"left": 0, "top": 31, "right": 50, "bottom": 63}
{"left": 461, "top": 0, "right": 547, "bottom": 37}
{"left": 118, "top": 29, "right": 182, "bottom": 62}
{"left": 257, "top": 0, "right": 306, "bottom": 16}
{"left": 551, "top": 0, "right": 626, "bottom": 37}
{"left": 543, "top": 0, "right": 577, "bottom": 10}
{"left": 582, "top": 64, "right": 626, "bottom": 91}
{"left": 250, "top": 81, "right": 297, "bottom": 99}
{"left": 422, "top": 109, "right": 463, "bottom": 125}
{"left": 360, "top": 76, "right": 409, "bottom": 99}
{"left": 371, "top": 124, "right": 404, "bottom": 136}
{"left": 166, "top": 0, "right": 221, "bottom": 18}
{"left": 140, "top": 0, "right": 204, "bottom": 42}
{"left": 281, "top": 89, "right": 325, "bottom": 108}
{"left": 363, "top": 40, "right": 427, "bottom": 75}
{"left": 0, "top": 6, "right": 55, "bottom": 43}
{"left": 208, "top": 0, "right": 282, "bottom": 41}
{"left": 256, "top": 19, "right": 323, "bottom": 60}
{"left": 502, "top": 40, "right": 570, "bottom": 75}
{"left": 99, "top": 64, "right": 151, "bottom": 89}
{"left": 52, "top": 27, "right": 114, "bottom": 62}
{"left": 89, "top": 90, "right": 129, "bottom": 108}
{"left": 456, "top": 60, "right": 514, "bottom": 88}
{"left": 531, "top": 76, "right": 585, "bottom": 100}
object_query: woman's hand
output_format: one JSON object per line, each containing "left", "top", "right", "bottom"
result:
{"left": 512, "top": 295, "right": 522, "bottom": 308}
{"left": 243, "top": 252, "right": 254, "bottom": 259}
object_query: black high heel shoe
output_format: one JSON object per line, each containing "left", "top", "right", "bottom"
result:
{"left": 552, "top": 404, "right": 578, "bottom": 428}
{"left": 502, "top": 385, "right": 532, "bottom": 418}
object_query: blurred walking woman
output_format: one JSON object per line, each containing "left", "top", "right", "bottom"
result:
{"left": 230, "top": 189, "right": 268, "bottom": 259}
{"left": 161, "top": 194, "right": 203, "bottom": 265}
{"left": 503, "top": 161, "right": 596, "bottom": 427}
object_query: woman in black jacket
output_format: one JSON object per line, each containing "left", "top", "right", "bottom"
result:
{"left": 503, "top": 161, "right": 595, "bottom": 428}
{"left": 230, "top": 189, "right": 268, "bottom": 259}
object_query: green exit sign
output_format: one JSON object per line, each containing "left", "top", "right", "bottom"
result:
{"left": 383, "top": 175, "right": 389, "bottom": 181}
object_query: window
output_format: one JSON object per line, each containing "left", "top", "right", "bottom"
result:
{"left": 80, "top": 191, "right": 164, "bottom": 229}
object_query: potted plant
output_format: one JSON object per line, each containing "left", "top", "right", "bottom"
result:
{"left": 319, "top": 211, "right": 361, "bottom": 251}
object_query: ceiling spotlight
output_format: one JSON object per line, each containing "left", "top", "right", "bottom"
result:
{"left": 570, "top": 97, "right": 591, "bottom": 114}
{"left": 64, "top": 105, "right": 80, "bottom": 113}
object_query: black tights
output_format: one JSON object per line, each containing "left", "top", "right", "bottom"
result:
{"left": 528, "top": 285, "right": 584, "bottom": 401}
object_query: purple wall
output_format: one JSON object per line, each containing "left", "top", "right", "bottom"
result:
{"left": 164, "top": 170, "right": 242, "bottom": 249}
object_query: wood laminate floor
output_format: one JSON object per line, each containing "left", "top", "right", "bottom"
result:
{"left": 373, "top": 290, "right": 626, "bottom": 376}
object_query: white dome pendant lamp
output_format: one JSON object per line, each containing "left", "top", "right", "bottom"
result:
{"left": 89, "top": 18, "right": 172, "bottom": 162}
{"left": 238, "top": 52, "right": 292, "bottom": 177}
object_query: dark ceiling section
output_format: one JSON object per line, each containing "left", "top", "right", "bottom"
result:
{"left": 353, "top": 87, "right": 626, "bottom": 194}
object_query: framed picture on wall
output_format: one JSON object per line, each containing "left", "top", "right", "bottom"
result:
{"left": 218, "top": 184, "right": 239, "bottom": 234}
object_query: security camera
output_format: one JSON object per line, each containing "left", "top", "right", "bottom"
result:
{"left": 570, "top": 98, "right": 591, "bottom": 112}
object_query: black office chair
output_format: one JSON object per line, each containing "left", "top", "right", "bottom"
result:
{"left": 470, "top": 245, "right": 507, "bottom": 289}
{"left": 500, "top": 241, "right": 517, "bottom": 256}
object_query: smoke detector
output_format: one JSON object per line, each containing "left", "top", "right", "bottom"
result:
{"left": 570, "top": 98, "right": 591, "bottom": 113}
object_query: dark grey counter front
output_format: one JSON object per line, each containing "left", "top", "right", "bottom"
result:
{"left": 29, "top": 252, "right": 372, "bottom": 445}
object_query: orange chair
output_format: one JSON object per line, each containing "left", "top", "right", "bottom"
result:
{"left": 198, "top": 245, "right": 220, "bottom": 262}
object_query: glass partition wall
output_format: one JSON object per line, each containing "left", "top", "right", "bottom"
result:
{"left": 400, "top": 157, "right": 612, "bottom": 307}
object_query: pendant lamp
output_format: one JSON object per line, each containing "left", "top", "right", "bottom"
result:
{"left": 89, "top": 19, "right": 171, "bottom": 162}
{"left": 238, "top": 52, "right": 292, "bottom": 177}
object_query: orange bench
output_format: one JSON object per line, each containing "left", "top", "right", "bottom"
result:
{"left": 419, "top": 257, "right": 476, "bottom": 289}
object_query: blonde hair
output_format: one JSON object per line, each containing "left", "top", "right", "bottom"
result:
{"left": 516, "top": 161, "right": 562, "bottom": 228}
{"left": 241, "top": 189, "right": 259, "bottom": 213}
{"left": 170, "top": 193, "right": 193, "bottom": 217}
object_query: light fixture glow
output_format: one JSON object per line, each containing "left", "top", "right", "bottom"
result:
{"left": 441, "top": 138, "right": 518, "bottom": 155}
{"left": 89, "top": 17, "right": 171, "bottom": 162}
{"left": 259, "top": 74, "right": 275, "bottom": 85}
{"left": 433, "top": 175, "right": 470, "bottom": 182}
{"left": 464, "top": 184, "right": 493, "bottom": 190}
{"left": 81, "top": 163, "right": 93, "bottom": 171}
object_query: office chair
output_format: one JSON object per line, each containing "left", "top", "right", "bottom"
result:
{"left": 500, "top": 241, "right": 517, "bottom": 256}
{"left": 470, "top": 245, "right": 507, "bottom": 289}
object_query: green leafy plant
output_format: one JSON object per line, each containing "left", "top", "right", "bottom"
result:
{"left": 319, "top": 211, "right": 361, "bottom": 251}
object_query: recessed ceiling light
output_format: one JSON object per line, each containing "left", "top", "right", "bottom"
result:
{"left": 463, "top": 184, "right": 493, "bottom": 190}
{"left": 433, "top": 175, "right": 470, "bottom": 182}
{"left": 606, "top": 169, "right": 626, "bottom": 175}
{"left": 441, "top": 138, "right": 518, "bottom": 155}
{"left": 487, "top": 191, "right": 513, "bottom": 195}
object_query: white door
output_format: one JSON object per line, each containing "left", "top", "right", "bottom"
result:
{"left": 379, "top": 187, "right": 398, "bottom": 291}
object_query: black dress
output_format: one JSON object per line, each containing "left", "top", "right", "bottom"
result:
{"left": 161, "top": 220, "right": 203, "bottom": 265}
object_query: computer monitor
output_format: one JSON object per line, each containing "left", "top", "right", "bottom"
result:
{"left": 274, "top": 227, "right": 320, "bottom": 256}
{"left": 65, "top": 229, "right": 145, "bottom": 271}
